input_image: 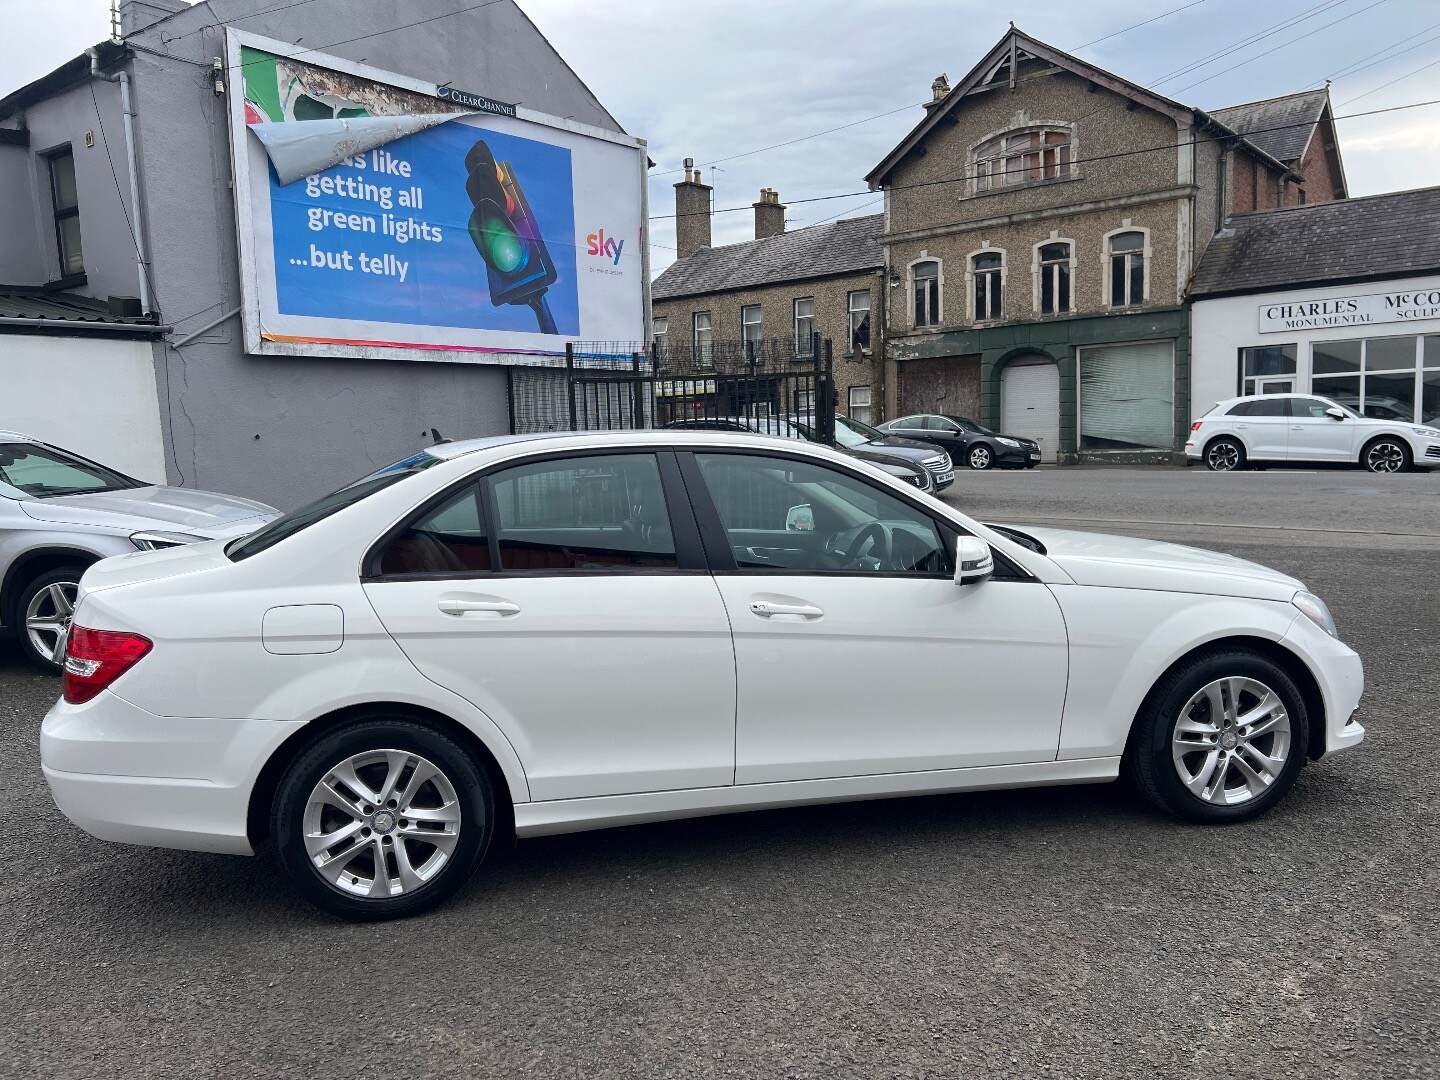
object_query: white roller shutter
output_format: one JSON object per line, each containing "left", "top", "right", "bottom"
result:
{"left": 1078, "top": 342, "right": 1175, "bottom": 450}
{"left": 1002, "top": 360, "right": 1060, "bottom": 462}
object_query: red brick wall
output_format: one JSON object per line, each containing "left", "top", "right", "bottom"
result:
{"left": 1293, "top": 129, "right": 1345, "bottom": 204}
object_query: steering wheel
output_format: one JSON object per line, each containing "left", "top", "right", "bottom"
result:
{"left": 845, "top": 522, "right": 894, "bottom": 571}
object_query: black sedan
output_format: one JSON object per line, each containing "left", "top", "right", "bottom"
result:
{"left": 877, "top": 413, "right": 1041, "bottom": 470}
{"left": 792, "top": 415, "right": 954, "bottom": 491}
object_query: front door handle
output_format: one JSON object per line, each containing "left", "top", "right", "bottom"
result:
{"left": 437, "top": 598, "right": 520, "bottom": 617}
{"left": 750, "top": 599, "right": 823, "bottom": 620}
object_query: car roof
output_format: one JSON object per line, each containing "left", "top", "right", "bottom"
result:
{"left": 0, "top": 430, "right": 36, "bottom": 441}
{"left": 424, "top": 428, "right": 814, "bottom": 461}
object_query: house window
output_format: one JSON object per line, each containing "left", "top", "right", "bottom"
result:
{"left": 692, "top": 312, "right": 713, "bottom": 367}
{"left": 652, "top": 317, "right": 668, "bottom": 360}
{"left": 794, "top": 297, "right": 815, "bottom": 357}
{"left": 1038, "top": 243, "right": 1071, "bottom": 315}
{"left": 912, "top": 261, "right": 940, "bottom": 327}
{"left": 1079, "top": 341, "right": 1175, "bottom": 451}
{"left": 847, "top": 290, "right": 871, "bottom": 354}
{"left": 1238, "top": 344, "right": 1297, "bottom": 396}
{"left": 848, "top": 385, "right": 874, "bottom": 425}
{"left": 1108, "top": 231, "right": 1146, "bottom": 307}
{"left": 47, "top": 147, "right": 83, "bottom": 276}
{"left": 974, "top": 128, "right": 1071, "bottom": 192}
{"left": 972, "top": 252, "right": 1002, "bottom": 321}
{"left": 741, "top": 304, "right": 762, "bottom": 358}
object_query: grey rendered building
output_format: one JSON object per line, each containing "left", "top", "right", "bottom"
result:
{"left": 0, "top": 0, "right": 625, "bottom": 508}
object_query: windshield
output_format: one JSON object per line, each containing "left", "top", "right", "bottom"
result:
{"left": 226, "top": 451, "right": 442, "bottom": 561}
{"left": 0, "top": 441, "right": 142, "bottom": 498}
{"left": 792, "top": 416, "right": 876, "bottom": 449}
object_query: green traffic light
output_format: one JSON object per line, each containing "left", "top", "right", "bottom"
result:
{"left": 478, "top": 210, "right": 527, "bottom": 274}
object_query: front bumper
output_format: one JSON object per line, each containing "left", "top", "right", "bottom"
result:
{"left": 931, "top": 469, "right": 955, "bottom": 490}
{"left": 993, "top": 444, "right": 1039, "bottom": 468}
{"left": 41, "top": 691, "right": 305, "bottom": 855}
{"left": 1280, "top": 614, "right": 1365, "bottom": 759}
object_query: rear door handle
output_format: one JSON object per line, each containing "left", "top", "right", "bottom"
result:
{"left": 437, "top": 598, "right": 520, "bottom": 617}
{"left": 750, "top": 600, "right": 823, "bottom": 620}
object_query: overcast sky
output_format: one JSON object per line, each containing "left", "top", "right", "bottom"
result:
{"left": 4, "top": 0, "right": 1438, "bottom": 273}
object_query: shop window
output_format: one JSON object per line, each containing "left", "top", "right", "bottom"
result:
{"left": 794, "top": 297, "right": 815, "bottom": 357}
{"left": 848, "top": 385, "right": 874, "bottom": 425}
{"left": 1037, "top": 242, "right": 1071, "bottom": 315}
{"left": 1425, "top": 335, "right": 1440, "bottom": 424}
{"left": 972, "top": 251, "right": 1003, "bottom": 321}
{"left": 1311, "top": 336, "right": 1426, "bottom": 421}
{"left": 1078, "top": 341, "right": 1175, "bottom": 451}
{"left": 1108, "top": 231, "right": 1146, "bottom": 307}
{"left": 1238, "top": 344, "right": 1297, "bottom": 396}
{"left": 847, "top": 291, "right": 871, "bottom": 354}
{"left": 691, "top": 312, "right": 713, "bottom": 368}
{"left": 974, "top": 127, "right": 1071, "bottom": 192}
{"left": 741, "top": 305, "right": 762, "bottom": 358}
{"left": 47, "top": 147, "right": 83, "bottom": 277}
{"left": 912, "top": 261, "right": 941, "bottom": 327}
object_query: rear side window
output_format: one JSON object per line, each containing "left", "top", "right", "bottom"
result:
{"left": 1228, "top": 399, "right": 1286, "bottom": 417}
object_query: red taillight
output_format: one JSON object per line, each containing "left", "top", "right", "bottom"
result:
{"left": 62, "top": 626, "right": 152, "bottom": 704}
{"left": 1190, "top": 421, "right": 1203, "bottom": 432}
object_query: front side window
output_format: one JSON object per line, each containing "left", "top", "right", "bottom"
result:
{"left": 0, "top": 441, "right": 138, "bottom": 498}
{"left": 691, "top": 312, "right": 713, "bottom": 367}
{"left": 47, "top": 147, "right": 83, "bottom": 276}
{"left": 848, "top": 385, "right": 874, "bottom": 425}
{"left": 1038, "top": 243, "right": 1071, "bottom": 315}
{"left": 741, "top": 304, "right": 762, "bottom": 357}
{"left": 490, "top": 454, "right": 677, "bottom": 571}
{"left": 913, "top": 261, "right": 940, "bottom": 327}
{"left": 694, "top": 453, "right": 948, "bottom": 575}
{"left": 974, "top": 128, "right": 1071, "bottom": 192}
{"left": 847, "top": 290, "right": 871, "bottom": 353}
{"left": 972, "top": 252, "right": 1002, "bottom": 321}
{"left": 793, "top": 298, "right": 815, "bottom": 357}
{"left": 1108, "top": 231, "right": 1146, "bottom": 307}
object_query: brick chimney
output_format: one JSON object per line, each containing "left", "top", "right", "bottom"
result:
{"left": 753, "top": 188, "right": 786, "bottom": 240}
{"left": 673, "top": 159, "right": 712, "bottom": 259}
{"left": 924, "top": 73, "right": 951, "bottom": 114}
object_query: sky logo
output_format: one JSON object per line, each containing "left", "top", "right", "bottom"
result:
{"left": 586, "top": 228, "right": 625, "bottom": 266}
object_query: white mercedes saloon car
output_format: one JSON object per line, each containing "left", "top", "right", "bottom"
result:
{"left": 41, "top": 431, "right": 1365, "bottom": 920}
{"left": 1187, "top": 393, "right": 1440, "bottom": 472}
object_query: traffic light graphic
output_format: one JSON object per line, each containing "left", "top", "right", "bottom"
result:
{"left": 464, "top": 139, "right": 559, "bottom": 333}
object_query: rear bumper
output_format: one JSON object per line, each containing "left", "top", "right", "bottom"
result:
{"left": 41, "top": 691, "right": 305, "bottom": 855}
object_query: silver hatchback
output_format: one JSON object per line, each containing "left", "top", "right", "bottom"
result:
{"left": 0, "top": 432, "right": 278, "bottom": 671}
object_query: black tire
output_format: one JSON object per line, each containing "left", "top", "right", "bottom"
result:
{"left": 1124, "top": 649, "right": 1309, "bottom": 824}
{"left": 966, "top": 443, "right": 995, "bottom": 470}
{"left": 1361, "top": 436, "right": 1411, "bottom": 474}
{"left": 1204, "top": 436, "right": 1246, "bottom": 472}
{"left": 14, "top": 565, "right": 86, "bottom": 674}
{"left": 271, "top": 717, "right": 494, "bottom": 920}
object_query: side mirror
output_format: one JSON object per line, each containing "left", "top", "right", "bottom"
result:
{"left": 785, "top": 503, "right": 815, "bottom": 532}
{"left": 954, "top": 535, "right": 994, "bottom": 586}
{"left": 1325, "top": 407, "right": 1346, "bottom": 421}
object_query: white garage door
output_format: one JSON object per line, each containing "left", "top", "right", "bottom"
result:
{"left": 1002, "top": 359, "right": 1060, "bottom": 462}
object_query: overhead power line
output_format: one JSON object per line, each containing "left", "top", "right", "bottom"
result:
{"left": 1338, "top": 55, "right": 1440, "bottom": 105}
{"left": 1070, "top": 0, "right": 1209, "bottom": 53}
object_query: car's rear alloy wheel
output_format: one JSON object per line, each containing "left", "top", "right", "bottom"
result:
{"left": 272, "top": 718, "right": 493, "bottom": 919}
{"left": 1205, "top": 438, "right": 1245, "bottom": 472}
{"left": 968, "top": 445, "right": 994, "bottom": 470}
{"left": 1363, "top": 438, "right": 1409, "bottom": 473}
{"left": 1125, "top": 650, "right": 1307, "bottom": 823}
{"left": 17, "top": 567, "right": 83, "bottom": 673}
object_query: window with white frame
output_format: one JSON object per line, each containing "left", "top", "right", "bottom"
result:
{"left": 912, "top": 261, "right": 940, "bottom": 327}
{"left": 1311, "top": 335, "right": 1435, "bottom": 423}
{"left": 653, "top": 317, "right": 668, "bottom": 359}
{"left": 1237, "top": 344, "right": 1297, "bottom": 396}
{"left": 1108, "top": 231, "right": 1146, "bottom": 307}
{"left": 1038, "top": 242, "right": 1071, "bottom": 315}
{"left": 848, "top": 385, "right": 874, "bottom": 425}
{"left": 974, "top": 127, "right": 1071, "bottom": 192}
{"left": 692, "top": 312, "right": 713, "bottom": 367}
{"left": 847, "top": 290, "right": 871, "bottom": 353}
{"left": 740, "top": 304, "right": 762, "bottom": 358}
{"left": 972, "top": 252, "right": 1002, "bottom": 321}
{"left": 794, "top": 297, "right": 815, "bottom": 357}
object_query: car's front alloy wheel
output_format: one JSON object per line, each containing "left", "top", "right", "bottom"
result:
{"left": 272, "top": 718, "right": 493, "bottom": 919}
{"left": 1170, "top": 677, "right": 1292, "bottom": 807}
{"left": 968, "top": 445, "right": 993, "bottom": 470}
{"left": 1363, "top": 437, "right": 1409, "bottom": 473}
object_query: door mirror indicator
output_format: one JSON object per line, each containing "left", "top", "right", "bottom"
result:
{"left": 785, "top": 503, "right": 815, "bottom": 532}
{"left": 954, "top": 536, "right": 994, "bottom": 586}
{"left": 1325, "top": 408, "right": 1346, "bottom": 421}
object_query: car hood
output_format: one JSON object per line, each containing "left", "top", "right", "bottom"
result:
{"left": 853, "top": 438, "right": 945, "bottom": 465}
{"left": 19, "top": 485, "right": 278, "bottom": 538}
{"left": 1013, "top": 526, "right": 1305, "bottom": 600}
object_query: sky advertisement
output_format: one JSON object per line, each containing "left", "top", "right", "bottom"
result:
{"left": 228, "top": 32, "right": 648, "bottom": 361}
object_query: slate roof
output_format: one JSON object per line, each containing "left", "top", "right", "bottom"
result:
{"left": 0, "top": 290, "right": 158, "bottom": 329}
{"left": 1190, "top": 186, "right": 1440, "bottom": 298}
{"left": 1210, "top": 88, "right": 1329, "bottom": 165}
{"left": 652, "top": 214, "right": 884, "bottom": 300}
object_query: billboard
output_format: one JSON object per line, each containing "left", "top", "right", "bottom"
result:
{"left": 226, "top": 31, "right": 650, "bottom": 362}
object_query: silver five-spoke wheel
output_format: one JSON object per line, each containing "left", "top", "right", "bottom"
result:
{"left": 25, "top": 581, "right": 77, "bottom": 665}
{"left": 1171, "top": 677, "right": 1292, "bottom": 806}
{"left": 303, "top": 749, "right": 461, "bottom": 899}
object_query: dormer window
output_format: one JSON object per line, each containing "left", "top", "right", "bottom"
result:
{"left": 974, "top": 128, "right": 1071, "bottom": 192}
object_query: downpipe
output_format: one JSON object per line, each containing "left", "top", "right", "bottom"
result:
{"left": 88, "top": 48, "right": 152, "bottom": 317}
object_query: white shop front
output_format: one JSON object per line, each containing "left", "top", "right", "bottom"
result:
{"left": 1191, "top": 273, "right": 1440, "bottom": 424}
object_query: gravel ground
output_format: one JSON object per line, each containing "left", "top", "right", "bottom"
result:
{"left": 0, "top": 468, "right": 1436, "bottom": 1078}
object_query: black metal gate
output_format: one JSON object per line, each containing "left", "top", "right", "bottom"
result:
{"left": 508, "top": 336, "right": 835, "bottom": 445}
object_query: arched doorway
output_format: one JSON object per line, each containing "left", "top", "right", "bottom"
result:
{"left": 1001, "top": 355, "right": 1060, "bottom": 462}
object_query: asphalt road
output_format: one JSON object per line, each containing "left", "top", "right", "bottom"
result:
{"left": 2, "top": 468, "right": 1437, "bottom": 1078}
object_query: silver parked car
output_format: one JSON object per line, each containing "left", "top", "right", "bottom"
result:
{"left": 0, "top": 431, "right": 279, "bottom": 671}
